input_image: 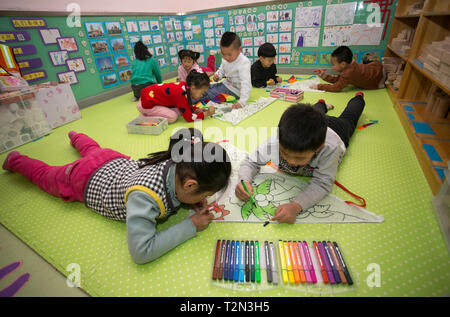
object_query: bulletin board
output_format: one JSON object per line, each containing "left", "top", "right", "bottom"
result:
{"left": 0, "top": 0, "right": 398, "bottom": 102}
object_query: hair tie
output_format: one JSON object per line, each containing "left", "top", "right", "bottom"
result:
{"left": 185, "top": 85, "right": 190, "bottom": 90}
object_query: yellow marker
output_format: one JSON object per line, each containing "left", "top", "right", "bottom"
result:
{"left": 284, "top": 241, "right": 295, "bottom": 284}
{"left": 278, "top": 240, "right": 289, "bottom": 284}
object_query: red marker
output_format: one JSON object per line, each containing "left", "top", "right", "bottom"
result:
{"left": 314, "top": 68, "right": 326, "bottom": 73}
{"left": 313, "top": 241, "right": 329, "bottom": 284}
{"left": 218, "top": 240, "right": 226, "bottom": 280}
{"left": 212, "top": 240, "right": 221, "bottom": 280}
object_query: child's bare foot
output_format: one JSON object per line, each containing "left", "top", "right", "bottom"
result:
{"left": 2, "top": 151, "right": 20, "bottom": 171}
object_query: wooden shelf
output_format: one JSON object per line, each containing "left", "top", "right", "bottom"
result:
{"left": 422, "top": 11, "right": 450, "bottom": 16}
{"left": 409, "top": 59, "right": 450, "bottom": 95}
{"left": 387, "top": 45, "right": 409, "bottom": 61}
{"left": 395, "top": 13, "right": 421, "bottom": 18}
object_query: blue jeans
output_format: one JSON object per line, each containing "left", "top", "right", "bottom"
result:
{"left": 193, "top": 82, "right": 239, "bottom": 104}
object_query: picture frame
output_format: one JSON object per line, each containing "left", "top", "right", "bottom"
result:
{"left": 113, "top": 53, "right": 130, "bottom": 68}
{"left": 152, "top": 34, "right": 162, "bottom": 44}
{"left": 118, "top": 68, "right": 132, "bottom": 83}
{"left": 126, "top": 21, "right": 139, "bottom": 33}
{"left": 57, "top": 70, "right": 78, "bottom": 85}
{"left": 84, "top": 22, "right": 105, "bottom": 38}
{"left": 138, "top": 21, "right": 150, "bottom": 32}
{"left": 150, "top": 21, "right": 160, "bottom": 31}
{"left": 100, "top": 72, "right": 119, "bottom": 88}
{"left": 95, "top": 55, "right": 114, "bottom": 73}
{"left": 105, "top": 21, "right": 122, "bottom": 36}
{"left": 90, "top": 39, "right": 110, "bottom": 55}
{"left": 155, "top": 46, "right": 164, "bottom": 56}
{"left": 66, "top": 57, "right": 86, "bottom": 73}
{"left": 129, "top": 35, "right": 141, "bottom": 48}
{"left": 39, "top": 27, "right": 61, "bottom": 45}
{"left": 56, "top": 37, "right": 78, "bottom": 52}
{"left": 109, "top": 37, "right": 126, "bottom": 53}
{"left": 48, "top": 50, "right": 69, "bottom": 66}
{"left": 141, "top": 34, "right": 152, "bottom": 46}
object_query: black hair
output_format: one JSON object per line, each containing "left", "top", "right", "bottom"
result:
{"left": 178, "top": 49, "right": 200, "bottom": 62}
{"left": 258, "top": 42, "right": 277, "bottom": 57}
{"left": 184, "top": 70, "right": 210, "bottom": 108}
{"left": 139, "top": 128, "right": 231, "bottom": 194}
{"left": 278, "top": 104, "right": 327, "bottom": 153}
{"left": 134, "top": 41, "right": 153, "bottom": 61}
{"left": 331, "top": 46, "right": 353, "bottom": 64}
{"left": 220, "top": 32, "right": 241, "bottom": 49}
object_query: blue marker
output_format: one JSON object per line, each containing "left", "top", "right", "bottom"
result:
{"left": 229, "top": 241, "right": 235, "bottom": 280}
{"left": 239, "top": 240, "right": 245, "bottom": 282}
{"left": 323, "top": 241, "right": 341, "bottom": 284}
{"left": 234, "top": 241, "right": 240, "bottom": 282}
{"left": 224, "top": 240, "right": 230, "bottom": 281}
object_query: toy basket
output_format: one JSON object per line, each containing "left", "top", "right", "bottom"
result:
{"left": 126, "top": 116, "right": 168, "bottom": 135}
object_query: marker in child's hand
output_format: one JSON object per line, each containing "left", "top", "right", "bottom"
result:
{"left": 241, "top": 180, "right": 256, "bottom": 205}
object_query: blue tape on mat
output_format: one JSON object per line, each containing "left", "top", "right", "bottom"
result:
{"left": 403, "top": 105, "right": 414, "bottom": 112}
{"left": 406, "top": 113, "right": 415, "bottom": 120}
{"left": 433, "top": 167, "right": 445, "bottom": 180}
{"left": 422, "top": 144, "right": 442, "bottom": 162}
{"left": 411, "top": 121, "right": 435, "bottom": 135}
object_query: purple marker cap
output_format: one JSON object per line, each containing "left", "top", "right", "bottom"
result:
{"left": 318, "top": 241, "right": 335, "bottom": 284}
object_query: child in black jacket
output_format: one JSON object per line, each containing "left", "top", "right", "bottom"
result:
{"left": 250, "top": 43, "right": 282, "bottom": 88}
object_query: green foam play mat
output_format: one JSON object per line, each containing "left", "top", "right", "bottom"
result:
{"left": 0, "top": 75, "right": 449, "bottom": 297}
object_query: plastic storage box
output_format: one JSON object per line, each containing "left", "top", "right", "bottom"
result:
{"left": 0, "top": 89, "right": 52, "bottom": 153}
{"left": 269, "top": 88, "right": 304, "bottom": 103}
{"left": 127, "top": 116, "right": 168, "bottom": 135}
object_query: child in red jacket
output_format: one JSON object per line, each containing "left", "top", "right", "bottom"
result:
{"left": 137, "top": 70, "right": 215, "bottom": 123}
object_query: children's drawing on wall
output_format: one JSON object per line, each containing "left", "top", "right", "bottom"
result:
{"left": 324, "top": 2, "right": 357, "bottom": 26}
{"left": 208, "top": 142, "right": 384, "bottom": 224}
{"left": 301, "top": 52, "right": 317, "bottom": 64}
{"left": 295, "top": 5, "right": 323, "bottom": 28}
{"left": 294, "top": 28, "right": 320, "bottom": 47}
{"left": 362, "top": 51, "right": 383, "bottom": 64}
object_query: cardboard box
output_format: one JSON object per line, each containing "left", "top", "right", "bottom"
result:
{"left": 269, "top": 88, "right": 304, "bottom": 103}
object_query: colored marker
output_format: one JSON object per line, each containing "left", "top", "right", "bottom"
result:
{"left": 283, "top": 241, "right": 295, "bottom": 284}
{"left": 241, "top": 180, "right": 256, "bottom": 205}
{"left": 278, "top": 240, "right": 288, "bottom": 284}
{"left": 357, "top": 120, "right": 378, "bottom": 130}
{"left": 333, "top": 242, "right": 353, "bottom": 285}
{"left": 255, "top": 241, "right": 261, "bottom": 283}
{"left": 229, "top": 241, "right": 235, "bottom": 281}
{"left": 264, "top": 241, "right": 272, "bottom": 283}
{"left": 323, "top": 241, "right": 340, "bottom": 284}
{"left": 299, "top": 241, "right": 312, "bottom": 283}
{"left": 245, "top": 241, "right": 250, "bottom": 282}
{"left": 224, "top": 240, "right": 230, "bottom": 281}
{"left": 218, "top": 240, "right": 226, "bottom": 280}
{"left": 288, "top": 241, "right": 301, "bottom": 283}
{"left": 212, "top": 240, "right": 221, "bottom": 280}
{"left": 234, "top": 241, "right": 240, "bottom": 282}
{"left": 318, "top": 241, "right": 335, "bottom": 284}
{"left": 328, "top": 241, "right": 347, "bottom": 284}
{"left": 303, "top": 241, "right": 317, "bottom": 284}
{"left": 313, "top": 241, "right": 329, "bottom": 284}
{"left": 250, "top": 241, "right": 255, "bottom": 282}
{"left": 269, "top": 242, "right": 278, "bottom": 285}
{"left": 239, "top": 240, "right": 245, "bottom": 282}
{"left": 293, "top": 242, "right": 306, "bottom": 283}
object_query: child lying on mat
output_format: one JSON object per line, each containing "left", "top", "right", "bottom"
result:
{"left": 3, "top": 128, "right": 231, "bottom": 264}
{"left": 235, "top": 92, "right": 365, "bottom": 223}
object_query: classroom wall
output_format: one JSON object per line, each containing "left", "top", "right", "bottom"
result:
{"left": 0, "top": 0, "right": 398, "bottom": 103}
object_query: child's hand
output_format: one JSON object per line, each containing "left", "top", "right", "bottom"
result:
{"left": 316, "top": 69, "right": 326, "bottom": 78}
{"left": 235, "top": 180, "right": 253, "bottom": 201}
{"left": 191, "top": 211, "right": 214, "bottom": 232}
{"left": 191, "top": 198, "right": 208, "bottom": 213}
{"left": 276, "top": 76, "right": 282, "bottom": 83}
{"left": 309, "top": 84, "right": 318, "bottom": 90}
{"left": 271, "top": 202, "right": 302, "bottom": 224}
{"left": 267, "top": 78, "right": 275, "bottom": 86}
{"left": 213, "top": 73, "right": 220, "bottom": 82}
{"left": 232, "top": 102, "right": 242, "bottom": 109}
{"left": 205, "top": 107, "right": 215, "bottom": 117}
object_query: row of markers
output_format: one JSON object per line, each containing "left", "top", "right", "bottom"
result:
{"left": 211, "top": 240, "right": 353, "bottom": 285}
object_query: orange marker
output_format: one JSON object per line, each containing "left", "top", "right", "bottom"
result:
{"left": 293, "top": 242, "right": 307, "bottom": 283}
{"left": 288, "top": 241, "right": 301, "bottom": 283}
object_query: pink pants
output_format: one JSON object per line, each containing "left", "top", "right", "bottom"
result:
{"left": 7, "top": 132, "right": 129, "bottom": 202}
{"left": 136, "top": 100, "right": 180, "bottom": 123}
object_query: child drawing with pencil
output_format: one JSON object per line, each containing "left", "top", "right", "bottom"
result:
{"left": 235, "top": 93, "right": 365, "bottom": 224}
{"left": 3, "top": 128, "right": 231, "bottom": 264}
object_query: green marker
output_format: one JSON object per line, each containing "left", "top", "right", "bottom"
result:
{"left": 240, "top": 180, "right": 256, "bottom": 205}
{"left": 255, "top": 241, "right": 261, "bottom": 283}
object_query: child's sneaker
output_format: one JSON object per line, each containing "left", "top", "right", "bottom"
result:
{"left": 2, "top": 151, "right": 20, "bottom": 171}
{"left": 317, "top": 99, "right": 334, "bottom": 110}
{"left": 355, "top": 91, "right": 364, "bottom": 98}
